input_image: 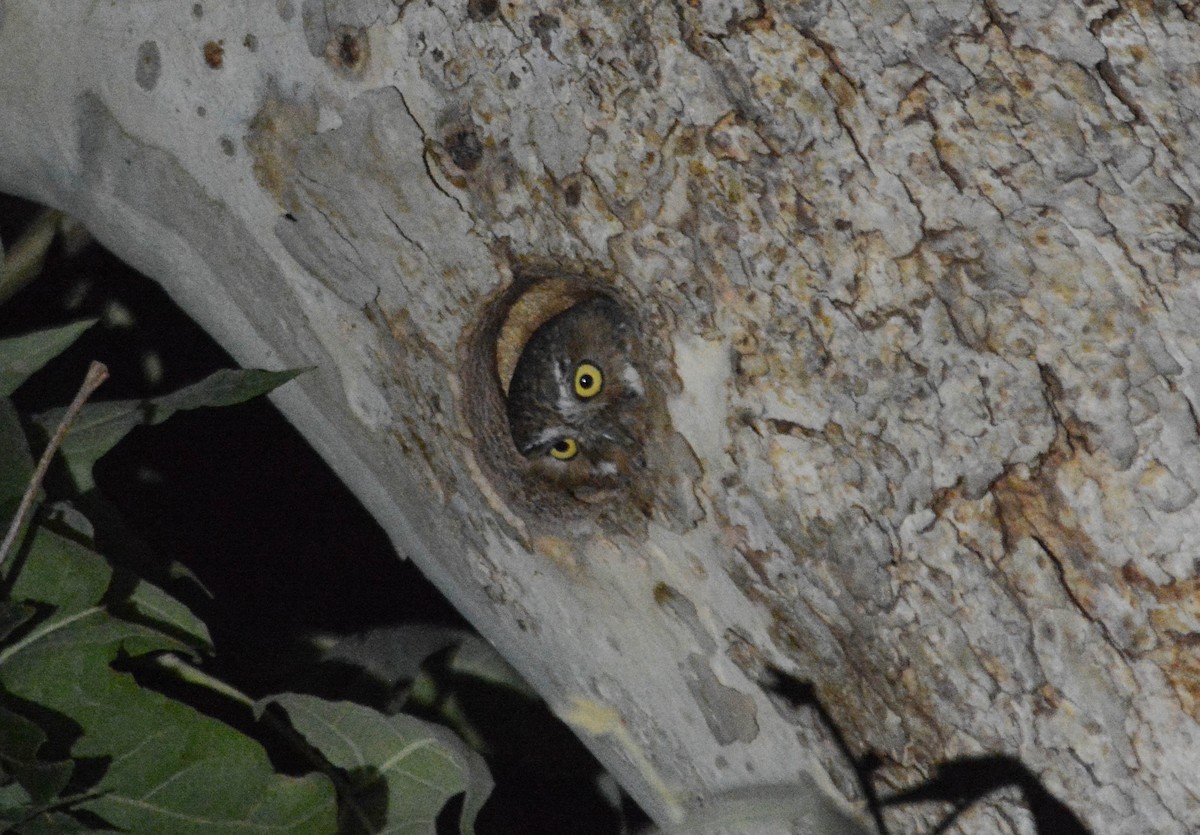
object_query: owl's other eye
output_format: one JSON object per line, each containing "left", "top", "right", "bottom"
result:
{"left": 574, "top": 362, "right": 603, "bottom": 398}
{"left": 549, "top": 438, "right": 579, "bottom": 460}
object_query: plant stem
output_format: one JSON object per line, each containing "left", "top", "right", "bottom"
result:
{"left": 0, "top": 360, "right": 108, "bottom": 570}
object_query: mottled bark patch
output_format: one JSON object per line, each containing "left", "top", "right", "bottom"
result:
{"left": 202, "top": 39, "right": 224, "bottom": 69}
{"left": 244, "top": 90, "right": 318, "bottom": 213}
{"left": 135, "top": 41, "right": 161, "bottom": 91}
{"left": 300, "top": 0, "right": 393, "bottom": 59}
{"left": 654, "top": 583, "right": 716, "bottom": 653}
{"left": 529, "top": 13, "right": 560, "bottom": 50}
{"left": 685, "top": 654, "right": 760, "bottom": 745}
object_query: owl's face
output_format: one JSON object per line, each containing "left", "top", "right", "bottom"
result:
{"left": 505, "top": 296, "right": 646, "bottom": 489}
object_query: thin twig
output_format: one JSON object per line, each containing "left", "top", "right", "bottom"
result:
{"left": 0, "top": 360, "right": 108, "bottom": 570}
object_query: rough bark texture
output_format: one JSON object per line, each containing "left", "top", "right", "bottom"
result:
{"left": 2, "top": 1, "right": 1198, "bottom": 832}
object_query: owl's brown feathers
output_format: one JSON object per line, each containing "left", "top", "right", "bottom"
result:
{"left": 505, "top": 296, "right": 646, "bottom": 489}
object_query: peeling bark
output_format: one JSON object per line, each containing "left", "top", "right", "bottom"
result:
{"left": 2, "top": 1, "right": 1198, "bottom": 832}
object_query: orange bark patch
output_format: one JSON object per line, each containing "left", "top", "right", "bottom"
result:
{"left": 203, "top": 40, "right": 224, "bottom": 68}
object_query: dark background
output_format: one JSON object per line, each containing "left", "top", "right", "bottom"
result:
{"left": 0, "top": 194, "right": 646, "bottom": 835}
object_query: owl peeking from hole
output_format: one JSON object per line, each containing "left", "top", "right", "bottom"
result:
{"left": 504, "top": 295, "right": 648, "bottom": 491}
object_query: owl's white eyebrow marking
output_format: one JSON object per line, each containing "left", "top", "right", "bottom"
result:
{"left": 596, "top": 461, "right": 618, "bottom": 476}
{"left": 554, "top": 361, "right": 583, "bottom": 417}
{"left": 523, "top": 426, "right": 568, "bottom": 453}
{"left": 621, "top": 364, "right": 644, "bottom": 397}
{"left": 553, "top": 360, "right": 571, "bottom": 406}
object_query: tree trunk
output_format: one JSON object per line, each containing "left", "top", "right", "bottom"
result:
{"left": 2, "top": 2, "right": 1197, "bottom": 832}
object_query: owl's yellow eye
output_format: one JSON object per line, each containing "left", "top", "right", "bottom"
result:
{"left": 549, "top": 438, "right": 579, "bottom": 460}
{"left": 574, "top": 362, "right": 603, "bottom": 398}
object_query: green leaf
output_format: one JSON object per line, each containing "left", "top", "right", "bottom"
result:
{"left": 0, "top": 779, "right": 33, "bottom": 808}
{"left": 152, "top": 368, "right": 308, "bottom": 414}
{"left": 0, "top": 320, "right": 97, "bottom": 397}
{"left": 315, "top": 627, "right": 533, "bottom": 756}
{"left": 153, "top": 654, "right": 252, "bottom": 710}
{"left": 0, "top": 602, "right": 35, "bottom": 643}
{"left": 0, "top": 704, "right": 73, "bottom": 804}
{"left": 268, "top": 694, "right": 493, "bottom": 835}
{"left": 1, "top": 528, "right": 338, "bottom": 835}
{"left": 0, "top": 209, "right": 61, "bottom": 307}
{"left": 314, "top": 625, "right": 473, "bottom": 684}
{"left": 314, "top": 626, "right": 534, "bottom": 697}
{"left": 9, "top": 809, "right": 103, "bottom": 834}
{"left": 124, "top": 579, "right": 212, "bottom": 650}
{"left": 445, "top": 636, "right": 536, "bottom": 698}
{"left": 4, "top": 523, "right": 112, "bottom": 615}
{"left": 0, "top": 397, "right": 35, "bottom": 524}
{"left": 34, "top": 367, "right": 307, "bottom": 492}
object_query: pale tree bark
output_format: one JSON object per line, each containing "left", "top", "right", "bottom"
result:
{"left": 2, "top": 1, "right": 1198, "bottom": 833}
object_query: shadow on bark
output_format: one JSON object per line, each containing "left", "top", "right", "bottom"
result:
{"left": 762, "top": 667, "right": 1091, "bottom": 835}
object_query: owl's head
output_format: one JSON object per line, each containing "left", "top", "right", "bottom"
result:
{"left": 505, "top": 296, "right": 647, "bottom": 490}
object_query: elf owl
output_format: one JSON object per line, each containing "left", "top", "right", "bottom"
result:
{"left": 505, "top": 295, "right": 647, "bottom": 489}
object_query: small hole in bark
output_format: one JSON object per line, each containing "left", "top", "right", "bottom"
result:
{"left": 445, "top": 127, "right": 484, "bottom": 172}
{"left": 467, "top": 0, "right": 498, "bottom": 21}
{"left": 562, "top": 178, "right": 582, "bottom": 207}
{"left": 326, "top": 26, "right": 368, "bottom": 77}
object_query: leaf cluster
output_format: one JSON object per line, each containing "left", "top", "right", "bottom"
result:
{"left": 0, "top": 319, "right": 492, "bottom": 835}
